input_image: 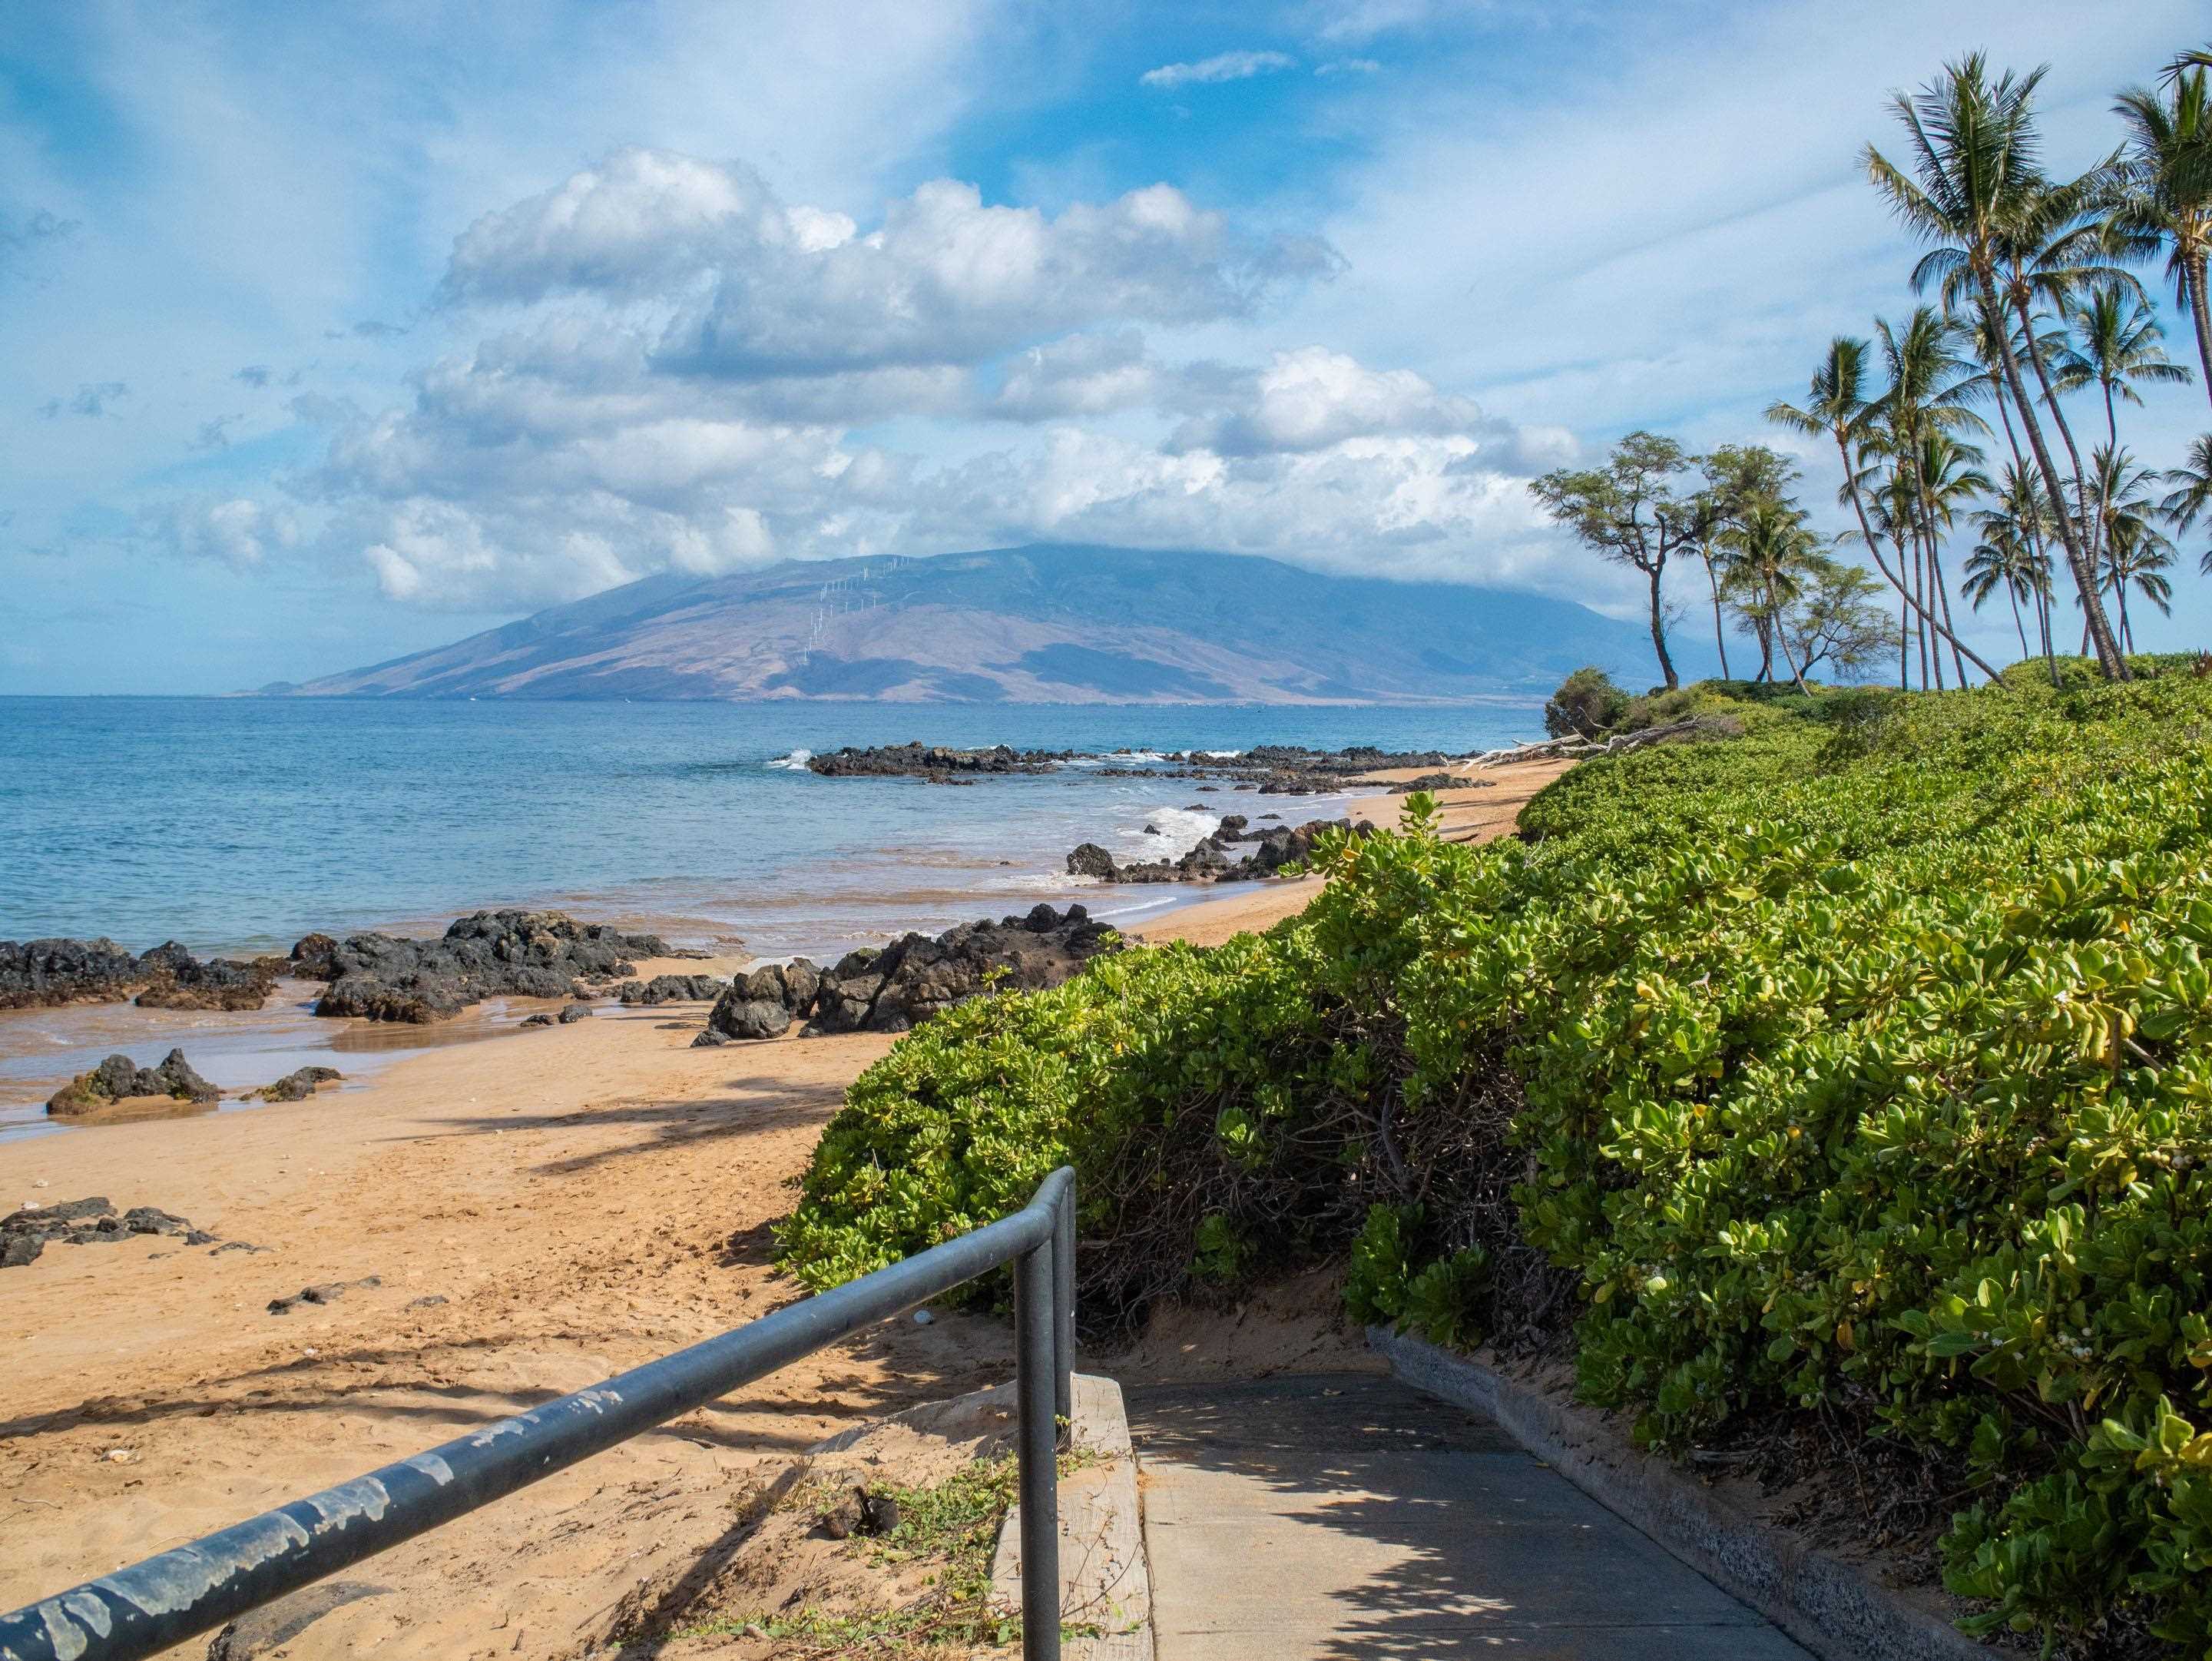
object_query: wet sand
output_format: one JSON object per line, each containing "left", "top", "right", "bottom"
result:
{"left": 0, "top": 760, "right": 1570, "bottom": 1656}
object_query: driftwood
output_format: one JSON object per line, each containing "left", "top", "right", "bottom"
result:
{"left": 1463, "top": 716, "right": 1727, "bottom": 771}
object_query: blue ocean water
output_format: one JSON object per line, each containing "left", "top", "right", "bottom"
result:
{"left": 2, "top": 698, "right": 1540, "bottom": 955}
{"left": 0, "top": 697, "right": 1539, "bottom": 1125}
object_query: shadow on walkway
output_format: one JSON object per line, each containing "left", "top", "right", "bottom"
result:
{"left": 1128, "top": 1372, "right": 1810, "bottom": 1659}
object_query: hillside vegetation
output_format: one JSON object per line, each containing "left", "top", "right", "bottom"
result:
{"left": 781, "top": 668, "right": 2212, "bottom": 1651}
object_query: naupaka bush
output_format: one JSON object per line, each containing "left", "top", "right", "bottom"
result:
{"left": 782, "top": 673, "right": 2212, "bottom": 1652}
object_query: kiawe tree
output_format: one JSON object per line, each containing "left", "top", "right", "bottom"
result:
{"left": 1531, "top": 431, "right": 1707, "bottom": 691}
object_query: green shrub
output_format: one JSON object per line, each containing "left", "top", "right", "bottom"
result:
{"left": 782, "top": 674, "right": 2212, "bottom": 1650}
{"left": 1543, "top": 665, "right": 1631, "bottom": 738}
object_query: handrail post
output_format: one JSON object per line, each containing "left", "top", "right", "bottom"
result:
{"left": 1015, "top": 1232, "right": 1061, "bottom": 1661}
{"left": 1051, "top": 1174, "right": 1075, "bottom": 1435}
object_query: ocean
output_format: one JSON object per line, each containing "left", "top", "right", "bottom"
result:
{"left": 0, "top": 696, "right": 1541, "bottom": 1126}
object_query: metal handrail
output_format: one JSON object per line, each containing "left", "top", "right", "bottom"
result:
{"left": 0, "top": 1168, "right": 1078, "bottom": 1661}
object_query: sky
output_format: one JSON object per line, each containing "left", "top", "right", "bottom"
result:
{"left": 4, "top": 0, "right": 2210, "bottom": 695}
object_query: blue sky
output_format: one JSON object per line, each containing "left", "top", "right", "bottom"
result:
{"left": 4, "top": 0, "right": 2208, "bottom": 694}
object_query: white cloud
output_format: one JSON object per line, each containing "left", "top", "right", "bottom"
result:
{"left": 151, "top": 497, "right": 301, "bottom": 570}
{"left": 1315, "top": 59, "right": 1382, "bottom": 77}
{"left": 1141, "top": 51, "right": 1296, "bottom": 90}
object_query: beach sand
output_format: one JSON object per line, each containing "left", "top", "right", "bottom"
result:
{"left": 0, "top": 760, "right": 1570, "bottom": 1656}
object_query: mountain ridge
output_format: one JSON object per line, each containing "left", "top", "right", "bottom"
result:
{"left": 278, "top": 544, "right": 1667, "bottom": 705}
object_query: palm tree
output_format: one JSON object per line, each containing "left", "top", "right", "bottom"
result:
{"left": 1766, "top": 337, "right": 2002, "bottom": 682}
{"left": 1865, "top": 54, "right": 2133, "bottom": 678}
{"left": 1964, "top": 512, "right": 2047, "bottom": 662}
{"left": 2079, "top": 446, "right": 2176, "bottom": 652}
{"left": 1913, "top": 427, "right": 1994, "bottom": 687}
{"left": 2053, "top": 284, "right": 2193, "bottom": 454}
{"left": 1721, "top": 494, "right": 1822, "bottom": 691}
{"left": 2110, "top": 67, "right": 2212, "bottom": 414}
{"left": 2158, "top": 433, "right": 2212, "bottom": 574}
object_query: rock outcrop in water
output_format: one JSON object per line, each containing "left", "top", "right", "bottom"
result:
{"left": 47, "top": 1049, "right": 220, "bottom": 1117}
{"left": 246, "top": 1065, "right": 342, "bottom": 1102}
{"left": 133, "top": 942, "right": 282, "bottom": 1010}
{"left": 300, "top": 910, "right": 677, "bottom": 1023}
{"left": 0, "top": 938, "right": 280, "bottom": 1012}
{"left": 1068, "top": 815, "right": 1369, "bottom": 885}
{"left": 805, "top": 742, "right": 1072, "bottom": 780}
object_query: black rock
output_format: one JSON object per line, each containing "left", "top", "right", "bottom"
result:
{"left": 0, "top": 937, "right": 145, "bottom": 1010}
{"left": 696, "top": 957, "right": 822, "bottom": 1043}
{"left": 558, "top": 1002, "right": 591, "bottom": 1024}
{"left": 133, "top": 943, "right": 279, "bottom": 1011}
{"left": 124, "top": 1206, "right": 192, "bottom": 1236}
{"left": 805, "top": 742, "right": 1072, "bottom": 779}
{"left": 804, "top": 907, "right": 1116, "bottom": 1037}
{"left": 48, "top": 1049, "right": 218, "bottom": 1116}
{"left": 1066, "top": 843, "right": 1118, "bottom": 880}
{"left": 615, "top": 973, "right": 727, "bottom": 1006}
{"left": 308, "top": 910, "right": 673, "bottom": 1024}
{"left": 520, "top": 1013, "right": 555, "bottom": 1028}
{"left": 2, "top": 1235, "right": 42, "bottom": 1268}
{"left": 247, "top": 1066, "right": 342, "bottom": 1102}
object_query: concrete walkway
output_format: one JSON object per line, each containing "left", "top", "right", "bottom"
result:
{"left": 1128, "top": 1373, "right": 1815, "bottom": 1659}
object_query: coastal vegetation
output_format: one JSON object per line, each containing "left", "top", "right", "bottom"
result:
{"left": 783, "top": 660, "right": 2212, "bottom": 1651}
{"left": 1535, "top": 46, "right": 2212, "bottom": 696}
{"left": 773, "top": 36, "right": 2212, "bottom": 1655}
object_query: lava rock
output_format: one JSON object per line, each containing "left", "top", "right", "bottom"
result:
{"left": 558, "top": 1002, "right": 591, "bottom": 1024}
{"left": 1066, "top": 843, "right": 1118, "bottom": 880}
{"left": 0, "top": 937, "right": 146, "bottom": 1010}
{"left": 132, "top": 942, "right": 278, "bottom": 1012}
{"left": 47, "top": 1049, "right": 218, "bottom": 1117}
{"left": 520, "top": 1013, "right": 555, "bottom": 1027}
{"left": 806, "top": 907, "right": 1118, "bottom": 1036}
{"left": 806, "top": 742, "right": 1071, "bottom": 778}
{"left": 615, "top": 973, "right": 726, "bottom": 1006}
{"left": 306, "top": 910, "right": 673, "bottom": 1024}
{"left": 694, "top": 958, "right": 820, "bottom": 1045}
{"left": 247, "top": 1066, "right": 342, "bottom": 1102}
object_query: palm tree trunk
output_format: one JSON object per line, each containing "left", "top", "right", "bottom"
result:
{"left": 1995, "top": 276, "right": 2129, "bottom": 678}
{"left": 2007, "top": 583, "right": 2029, "bottom": 661}
{"left": 1766, "top": 565, "right": 1810, "bottom": 693}
{"left": 1899, "top": 588, "right": 1909, "bottom": 689}
{"left": 1931, "top": 544, "right": 1969, "bottom": 685}
{"left": 1993, "top": 395, "right": 2062, "bottom": 688}
{"left": 1830, "top": 434, "right": 2005, "bottom": 681}
{"left": 1914, "top": 532, "right": 1939, "bottom": 689}
{"left": 1646, "top": 565, "right": 1677, "bottom": 691}
{"left": 2187, "top": 255, "right": 2212, "bottom": 421}
{"left": 1704, "top": 559, "right": 1730, "bottom": 679}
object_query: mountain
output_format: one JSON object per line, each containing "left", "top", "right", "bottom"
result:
{"left": 282, "top": 544, "right": 1668, "bottom": 704}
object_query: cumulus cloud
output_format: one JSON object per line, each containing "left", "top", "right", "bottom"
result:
{"left": 1140, "top": 50, "right": 1296, "bottom": 89}
{"left": 293, "top": 147, "right": 1587, "bottom": 611}
{"left": 150, "top": 498, "right": 300, "bottom": 569}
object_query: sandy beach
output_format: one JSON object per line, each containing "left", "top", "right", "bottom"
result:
{"left": 0, "top": 760, "right": 1567, "bottom": 1656}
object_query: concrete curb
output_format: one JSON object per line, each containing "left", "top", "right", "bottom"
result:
{"left": 992, "top": 1373, "right": 1153, "bottom": 1659}
{"left": 1369, "top": 1328, "right": 1988, "bottom": 1661}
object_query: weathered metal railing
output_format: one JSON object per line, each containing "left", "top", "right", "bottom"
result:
{"left": 0, "top": 1168, "right": 1078, "bottom": 1661}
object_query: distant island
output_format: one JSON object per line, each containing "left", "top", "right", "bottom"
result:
{"left": 266, "top": 543, "right": 1670, "bottom": 704}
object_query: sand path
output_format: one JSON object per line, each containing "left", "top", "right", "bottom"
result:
{"left": 0, "top": 759, "right": 1568, "bottom": 1656}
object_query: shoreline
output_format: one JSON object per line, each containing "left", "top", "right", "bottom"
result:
{"left": 0, "top": 755, "right": 1568, "bottom": 1652}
